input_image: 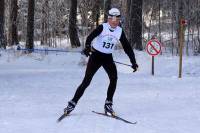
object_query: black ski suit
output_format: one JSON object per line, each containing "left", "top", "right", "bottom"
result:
{"left": 71, "top": 24, "right": 137, "bottom": 103}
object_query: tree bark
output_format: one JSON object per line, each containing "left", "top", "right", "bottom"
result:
{"left": 8, "top": 0, "right": 19, "bottom": 46}
{"left": 186, "top": 0, "right": 190, "bottom": 56}
{"left": 0, "top": 0, "right": 6, "bottom": 48}
{"left": 171, "top": 0, "right": 176, "bottom": 56}
{"left": 178, "top": 0, "right": 184, "bottom": 55}
{"left": 26, "top": 0, "right": 35, "bottom": 52}
{"left": 128, "top": 0, "right": 143, "bottom": 50}
{"left": 92, "top": 0, "right": 101, "bottom": 28}
{"left": 104, "top": 0, "right": 112, "bottom": 22}
{"left": 197, "top": 0, "right": 200, "bottom": 53}
{"left": 158, "top": 0, "right": 162, "bottom": 55}
{"left": 41, "top": 0, "right": 48, "bottom": 45}
{"left": 69, "top": 0, "right": 81, "bottom": 48}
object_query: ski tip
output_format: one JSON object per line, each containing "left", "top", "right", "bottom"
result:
{"left": 57, "top": 117, "right": 63, "bottom": 123}
{"left": 57, "top": 119, "right": 61, "bottom": 123}
{"left": 57, "top": 113, "right": 68, "bottom": 123}
{"left": 130, "top": 121, "right": 137, "bottom": 125}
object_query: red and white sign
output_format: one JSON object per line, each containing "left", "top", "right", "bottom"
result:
{"left": 181, "top": 19, "right": 187, "bottom": 26}
{"left": 146, "top": 39, "right": 162, "bottom": 56}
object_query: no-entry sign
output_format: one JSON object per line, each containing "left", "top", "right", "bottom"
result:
{"left": 146, "top": 39, "right": 161, "bottom": 56}
{"left": 146, "top": 39, "right": 162, "bottom": 76}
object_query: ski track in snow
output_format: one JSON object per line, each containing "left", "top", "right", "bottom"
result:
{"left": 0, "top": 51, "right": 200, "bottom": 133}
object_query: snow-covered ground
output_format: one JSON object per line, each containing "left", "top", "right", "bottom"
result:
{"left": 0, "top": 50, "right": 200, "bottom": 133}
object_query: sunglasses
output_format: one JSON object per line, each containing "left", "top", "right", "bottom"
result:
{"left": 108, "top": 14, "right": 121, "bottom": 18}
{"left": 108, "top": 15, "right": 121, "bottom": 21}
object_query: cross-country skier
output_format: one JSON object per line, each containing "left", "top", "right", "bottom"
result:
{"left": 64, "top": 8, "right": 138, "bottom": 116}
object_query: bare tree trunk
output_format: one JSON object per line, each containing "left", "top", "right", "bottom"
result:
{"left": 142, "top": 0, "right": 145, "bottom": 45}
{"left": 26, "top": 0, "right": 35, "bottom": 52}
{"left": 158, "top": 0, "right": 162, "bottom": 55}
{"left": 186, "top": 0, "right": 190, "bottom": 56}
{"left": 104, "top": 0, "right": 112, "bottom": 22}
{"left": 125, "top": 0, "right": 131, "bottom": 38}
{"left": 197, "top": 0, "right": 200, "bottom": 53}
{"left": 69, "top": 0, "right": 81, "bottom": 48}
{"left": 8, "top": 0, "right": 18, "bottom": 46}
{"left": 158, "top": 0, "right": 161, "bottom": 43}
{"left": 41, "top": 0, "right": 48, "bottom": 45}
{"left": 175, "top": 0, "right": 180, "bottom": 55}
{"left": 191, "top": 27, "right": 194, "bottom": 53}
{"left": 92, "top": 0, "right": 101, "bottom": 28}
{"left": 178, "top": 0, "right": 184, "bottom": 55}
{"left": 129, "top": 0, "right": 143, "bottom": 50}
{"left": 147, "top": 0, "right": 156, "bottom": 41}
{"left": 171, "top": 0, "right": 175, "bottom": 56}
{"left": 0, "top": 0, "right": 6, "bottom": 48}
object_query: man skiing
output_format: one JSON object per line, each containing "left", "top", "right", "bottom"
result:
{"left": 64, "top": 8, "right": 138, "bottom": 116}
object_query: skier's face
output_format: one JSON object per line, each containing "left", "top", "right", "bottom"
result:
{"left": 108, "top": 16, "right": 120, "bottom": 28}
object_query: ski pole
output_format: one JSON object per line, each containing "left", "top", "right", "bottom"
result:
{"left": 114, "top": 61, "right": 132, "bottom": 67}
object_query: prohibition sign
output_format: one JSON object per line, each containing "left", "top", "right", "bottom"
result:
{"left": 146, "top": 39, "right": 161, "bottom": 56}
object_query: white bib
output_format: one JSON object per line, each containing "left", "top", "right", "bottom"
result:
{"left": 92, "top": 23, "right": 122, "bottom": 54}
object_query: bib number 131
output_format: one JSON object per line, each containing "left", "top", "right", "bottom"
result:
{"left": 103, "top": 42, "right": 114, "bottom": 49}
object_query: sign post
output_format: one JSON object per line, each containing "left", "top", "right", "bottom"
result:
{"left": 152, "top": 56, "right": 154, "bottom": 75}
{"left": 146, "top": 39, "right": 162, "bottom": 76}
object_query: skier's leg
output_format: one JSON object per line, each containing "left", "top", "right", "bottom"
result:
{"left": 103, "top": 61, "right": 118, "bottom": 102}
{"left": 103, "top": 59, "right": 117, "bottom": 115}
{"left": 71, "top": 54, "right": 101, "bottom": 103}
{"left": 64, "top": 54, "right": 101, "bottom": 114}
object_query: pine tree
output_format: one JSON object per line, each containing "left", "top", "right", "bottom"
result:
{"left": 127, "top": 0, "right": 143, "bottom": 50}
{"left": 0, "top": 0, "right": 6, "bottom": 48}
{"left": 69, "top": 0, "right": 81, "bottom": 47}
{"left": 104, "top": 0, "right": 112, "bottom": 22}
{"left": 26, "top": 0, "right": 35, "bottom": 52}
{"left": 8, "top": 0, "right": 19, "bottom": 46}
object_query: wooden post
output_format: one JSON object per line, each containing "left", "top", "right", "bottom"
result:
{"left": 179, "top": 18, "right": 185, "bottom": 78}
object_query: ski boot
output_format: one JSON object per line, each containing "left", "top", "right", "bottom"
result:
{"left": 64, "top": 100, "right": 76, "bottom": 115}
{"left": 104, "top": 100, "right": 115, "bottom": 116}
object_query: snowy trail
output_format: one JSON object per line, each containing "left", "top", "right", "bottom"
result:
{"left": 0, "top": 51, "right": 200, "bottom": 133}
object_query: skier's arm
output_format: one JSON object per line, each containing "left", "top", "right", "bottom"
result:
{"left": 85, "top": 25, "right": 103, "bottom": 49}
{"left": 119, "top": 30, "right": 137, "bottom": 65}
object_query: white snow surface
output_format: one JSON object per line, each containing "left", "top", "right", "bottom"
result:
{"left": 0, "top": 50, "right": 200, "bottom": 133}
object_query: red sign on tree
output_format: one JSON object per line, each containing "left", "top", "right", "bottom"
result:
{"left": 181, "top": 19, "right": 187, "bottom": 26}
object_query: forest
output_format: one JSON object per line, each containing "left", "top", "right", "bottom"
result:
{"left": 1, "top": 1, "right": 200, "bottom": 132}
{"left": 0, "top": 0, "right": 200, "bottom": 55}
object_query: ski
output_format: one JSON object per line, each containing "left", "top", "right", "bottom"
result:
{"left": 92, "top": 111, "right": 137, "bottom": 125}
{"left": 57, "top": 113, "right": 70, "bottom": 122}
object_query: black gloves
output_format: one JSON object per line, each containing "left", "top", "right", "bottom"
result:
{"left": 132, "top": 63, "right": 138, "bottom": 72}
{"left": 81, "top": 48, "right": 91, "bottom": 57}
